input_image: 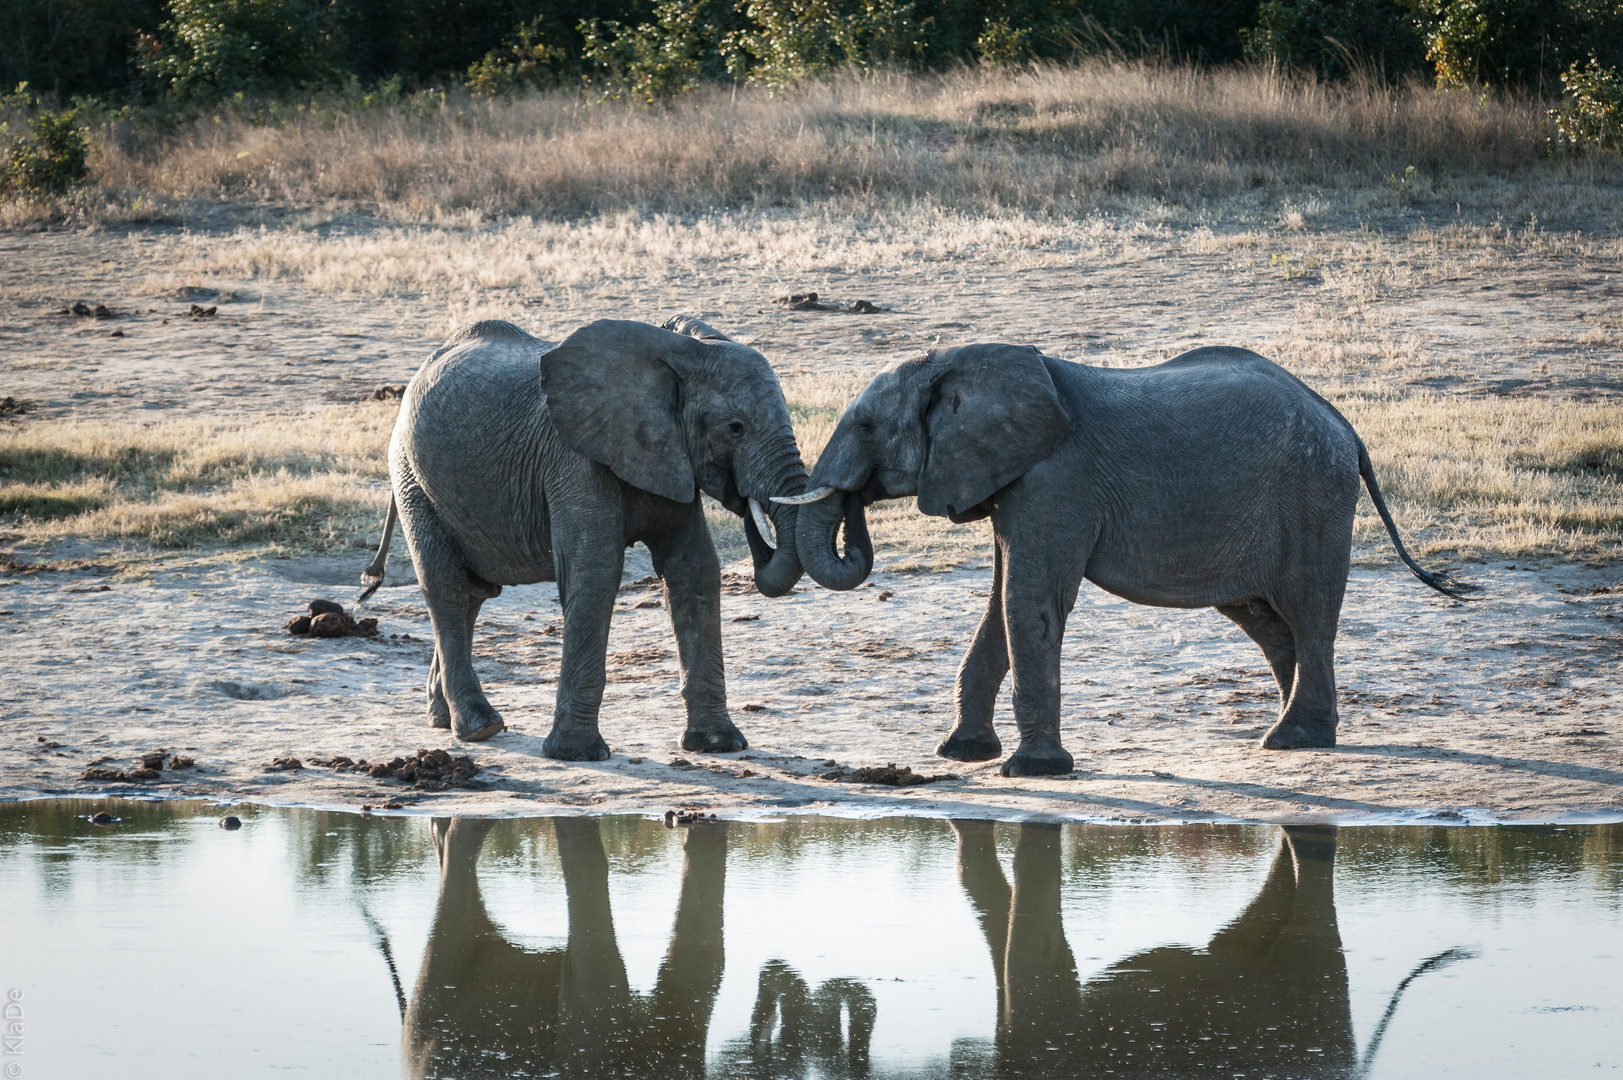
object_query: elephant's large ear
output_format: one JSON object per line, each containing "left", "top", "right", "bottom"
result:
{"left": 540, "top": 320, "right": 699, "bottom": 503}
{"left": 917, "top": 344, "right": 1069, "bottom": 519}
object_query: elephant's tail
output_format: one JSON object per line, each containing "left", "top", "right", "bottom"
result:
{"left": 1357, "top": 443, "right": 1480, "bottom": 601}
{"left": 357, "top": 495, "right": 398, "bottom": 606}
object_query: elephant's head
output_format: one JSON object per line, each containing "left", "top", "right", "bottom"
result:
{"left": 540, "top": 317, "right": 807, "bottom": 597}
{"left": 789, "top": 343, "right": 1070, "bottom": 590}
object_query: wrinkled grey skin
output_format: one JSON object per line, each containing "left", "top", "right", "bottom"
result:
{"left": 361, "top": 316, "right": 807, "bottom": 757}
{"left": 798, "top": 344, "right": 1474, "bottom": 776}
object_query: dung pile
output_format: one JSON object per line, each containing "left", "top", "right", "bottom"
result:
{"left": 774, "top": 292, "right": 884, "bottom": 313}
{"left": 821, "top": 763, "right": 957, "bottom": 786}
{"left": 58, "top": 302, "right": 114, "bottom": 318}
{"left": 81, "top": 750, "right": 195, "bottom": 782}
{"left": 286, "top": 598, "right": 378, "bottom": 638}
{"left": 312, "top": 749, "right": 482, "bottom": 791}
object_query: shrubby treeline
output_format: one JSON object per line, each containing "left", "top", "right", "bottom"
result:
{"left": 3, "top": 0, "right": 1622, "bottom": 103}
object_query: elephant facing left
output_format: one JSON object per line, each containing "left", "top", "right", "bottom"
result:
{"left": 359, "top": 315, "right": 808, "bottom": 759}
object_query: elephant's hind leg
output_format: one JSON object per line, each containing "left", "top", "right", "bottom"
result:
{"left": 409, "top": 506, "right": 505, "bottom": 741}
{"left": 1261, "top": 627, "right": 1340, "bottom": 749}
{"left": 427, "top": 595, "right": 491, "bottom": 730}
{"left": 426, "top": 645, "right": 450, "bottom": 728}
{"left": 1216, "top": 599, "right": 1298, "bottom": 708}
{"left": 940, "top": 544, "right": 1007, "bottom": 763}
{"left": 1226, "top": 591, "right": 1342, "bottom": 750}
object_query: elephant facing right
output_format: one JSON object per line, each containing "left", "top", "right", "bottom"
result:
{"left": 788, "top": 344, "right": 1477, "bottom": 776}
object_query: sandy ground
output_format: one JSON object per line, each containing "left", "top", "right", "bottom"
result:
{"left": 2, "top": 555, "right": 1620, "bottom": 822}
{"left": 1, "top": 220, "right": 1621, "bottom": 822}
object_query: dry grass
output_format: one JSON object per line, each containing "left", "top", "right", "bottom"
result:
{"left": 12, "top": 60, "right": 1618, "bottom": 228}
{"left": 1341, "top": 392, "right": 1623, "bottom": 562}
{"left": 0, "top": 404, "right": 395, "bottom": 549}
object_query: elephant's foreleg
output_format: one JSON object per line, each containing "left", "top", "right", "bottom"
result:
{"left": 542, "top": 531, "right": 622, "bottom": 761}
{"left": 998, "top": 547, "right": 1080, "bottom": 777}
{"left": 649, "top": 509, "right": 746, "bottom": 754}
{"left": 940, "top": 543, "right": 1007, "bottom": 762}
{"left": 1216, "top": 599, "right": 1298, "bottom": 707}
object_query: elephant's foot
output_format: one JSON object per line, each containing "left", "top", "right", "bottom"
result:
{"left": 454, "top": 708, "right": 503, "bottom": 740}
{"left": 1000, "top": 741, "right": 1074, "bottom": 777}
{"left": 683, "top": 724, "right": 748, "bottom": 754}
{"left": 936, "top": 727, "right": 1002, "bottom": 762}
{"left": 542, "top": 724, "right": 611, "bottom": 761}
{"left": 1260, "top": 719, "right": 1336, "bottom": 750}
{"left": 451, "top": 698, "right": 505, "bottom": 742}
{"left": 428, "top": 696, "right": 452, "bottom": 730}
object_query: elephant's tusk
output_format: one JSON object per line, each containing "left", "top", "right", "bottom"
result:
{"left": 749, "top": 498, "right": 778, "bottom": 550}
{"left": 769, "top": 485, "right": 836, "bottom": 506}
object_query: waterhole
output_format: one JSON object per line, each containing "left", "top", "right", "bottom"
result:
{"left": 2, "top": 802, "right": 1618, "bottom": 1078}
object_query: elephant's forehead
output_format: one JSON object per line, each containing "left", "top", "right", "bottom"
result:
{"left": 855, "top": 371, "right": 903, "bottom": 410}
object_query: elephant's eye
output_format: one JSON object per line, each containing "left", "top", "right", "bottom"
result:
{"left": 858, "top": 419, "right": 875, "bottom": 435}
{"left": 726, "top": 420, "right": 745, "bottom": 438}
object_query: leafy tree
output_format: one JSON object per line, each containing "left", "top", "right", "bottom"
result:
{"left": 579, "top": 0, "right": 743, "bottom": 100}
{"left": 1405, "top": 0, "right": 1623, "bottom": 88}
{"left": 1242, "top": 0, "right": 1425, "bottom": 77}
{"left": 139, "top": 0, "right": 346, "bottom": 96}
{"left": 0, "top": 0, "right": 167, "bottom": 99}
{"left": 722, "top": 0, "right": 932, "bottom": 85}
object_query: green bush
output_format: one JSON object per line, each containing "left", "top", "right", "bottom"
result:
{"left": 139, "top": 0, "right": 345, "bottom": 97}
{"left": 1407, "top": 0, "right": 1623, "bottom": 89}
{"left": 1547, "top": 53, "right": 1623, "bottom": 150}
{"left": 468, "top": 18, "right": 569, "bottom": 97}
{"left": 975, "top": 16, "right": 1034, "bottom": 65}
{"left": 2, "top": 108, "right": 90, "bottom": 198}
{"left": 580, "top": 1, "right": 723, "bottom": 102}
{"left": 723, "top": 0, "right": 931, "bottom": 86}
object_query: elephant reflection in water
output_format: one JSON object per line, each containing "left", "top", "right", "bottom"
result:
{"left": 715, "top": 959, "right": 877, "bottom": 1079}
{"left": 403, "top": 816, "right": 726, "bottom": 1079}
{"left": 953, "top": 822, "right": 1357, "bottom": 1078}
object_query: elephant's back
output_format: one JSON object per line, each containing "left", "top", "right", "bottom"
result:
{"left": 405, "top": 322, "right": 551, "bottom": 415}
{"left": 1103, "top": 346, "right": 1360, "bottom": 470}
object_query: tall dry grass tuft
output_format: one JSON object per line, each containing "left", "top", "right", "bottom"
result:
{"left": 85, "top": 62, "right": 1578, "bottom": 222}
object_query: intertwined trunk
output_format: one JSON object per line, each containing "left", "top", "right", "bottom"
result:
{"left": 795, "top": 490, "right": 873, "bottom": 592}
{"left": 744, "top": 440, "right": 808, "bottom": 598}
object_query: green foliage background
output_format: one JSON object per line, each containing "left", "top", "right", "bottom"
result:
{"left": 0, "top": 0, "right": 1620, "bottom": 103}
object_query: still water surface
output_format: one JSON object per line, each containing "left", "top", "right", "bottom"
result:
{"left": 2, "top": 803, "right": 1619, "bottom": 1079}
